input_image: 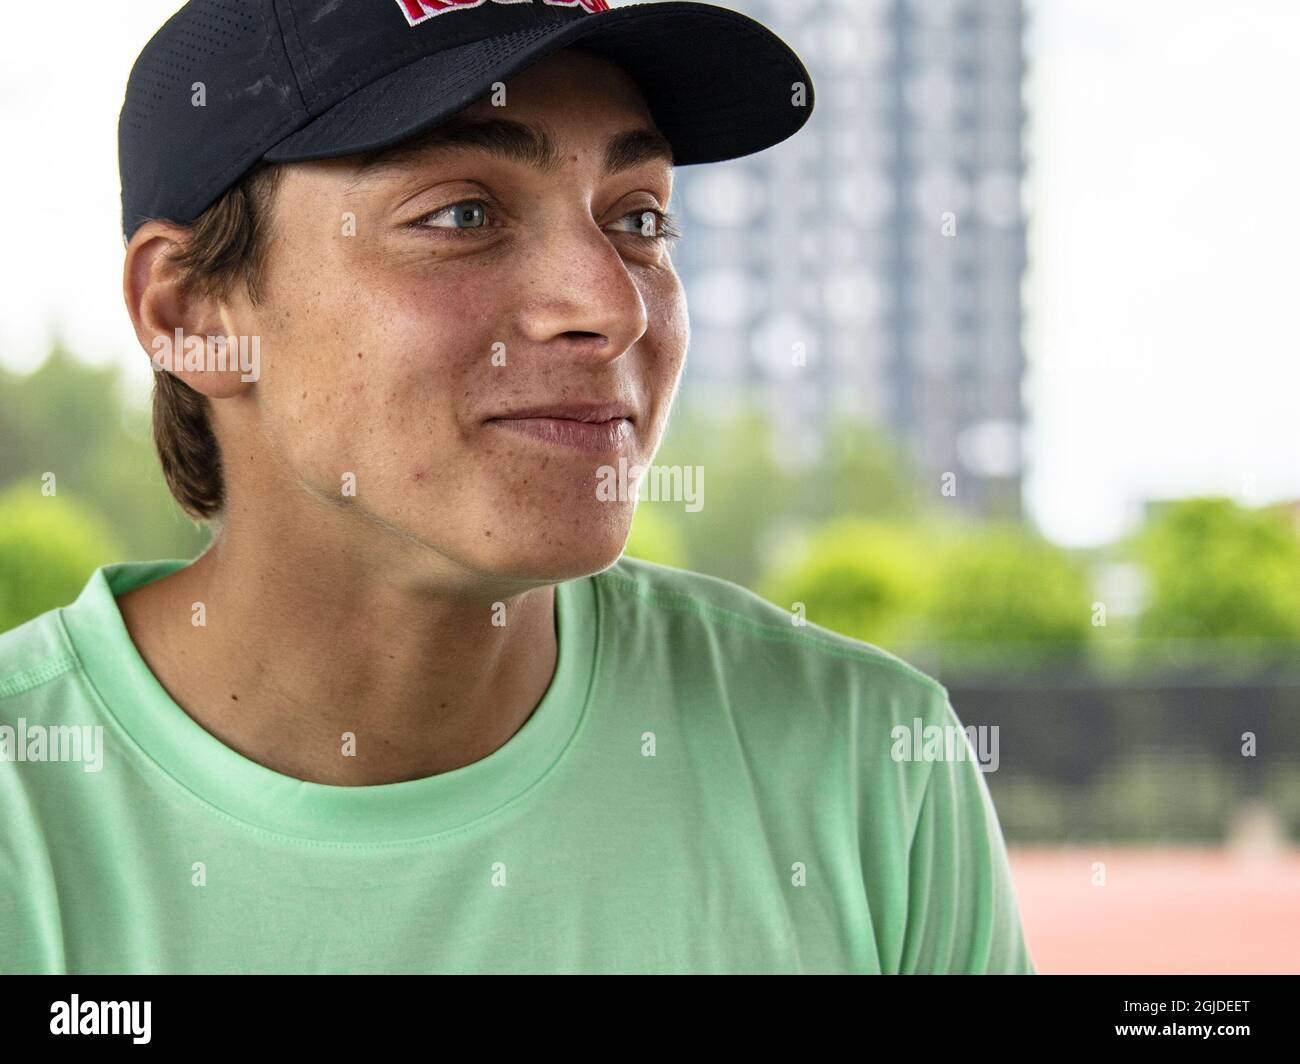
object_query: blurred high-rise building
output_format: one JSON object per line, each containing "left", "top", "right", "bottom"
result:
{"left": 668, "top": 0, "right": 1028, "bottom": 518}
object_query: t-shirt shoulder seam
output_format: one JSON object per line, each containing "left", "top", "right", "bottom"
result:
{"left": 595, "top": 568, "right": 948, "bottom": 696}
{"left": 0, "top": 652, "right": 80, "bottom": 700}
{"left": 0, "top": 606, "right": 89, "bottom": 700}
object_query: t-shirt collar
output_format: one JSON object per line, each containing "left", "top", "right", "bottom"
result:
{"left": 58, "top": 559, "right": 598, "bottom": 844}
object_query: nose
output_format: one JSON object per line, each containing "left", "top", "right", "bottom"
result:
{"left": 512, "top": 212, "right": 650, "bottom": 366}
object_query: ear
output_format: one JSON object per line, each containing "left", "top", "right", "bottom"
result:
{"left": 123, "top": 221, "right": 255, "bottom": 400}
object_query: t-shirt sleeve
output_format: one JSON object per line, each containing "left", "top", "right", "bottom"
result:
{"left": 897, "top": 696, "right": 1036, "bottom": 975}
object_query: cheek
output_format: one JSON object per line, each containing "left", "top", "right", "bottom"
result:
{"left": 647, "top": 268, "right": 688, "bottom": 361}
{"left": 639, "top": 269, "right": 689, "bottom": 416}
{"left": 255, "top": 266, "right": 505, "bottom": 488}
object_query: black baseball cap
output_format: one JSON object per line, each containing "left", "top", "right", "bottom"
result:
{"left": 118, "top": 0, "right": 815, "bottom": 242}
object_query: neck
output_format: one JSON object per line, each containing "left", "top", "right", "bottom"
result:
{"left": 117, "top": 516, "right": 559, "bottom": 787}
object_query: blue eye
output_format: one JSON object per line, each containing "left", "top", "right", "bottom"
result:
{"left": 420, "top": 199, "right": 488, "bottom": 229}
{"left": 614, "top": 208, "right": 681, "bottom": 241}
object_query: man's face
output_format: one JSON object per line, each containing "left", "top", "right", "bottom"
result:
{"left": 217, "top": 48, "right": 688, "bottom": 588}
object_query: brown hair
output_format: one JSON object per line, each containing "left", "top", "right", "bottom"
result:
{"left": 152, "top": 163, "right": 284, "bottom": 521}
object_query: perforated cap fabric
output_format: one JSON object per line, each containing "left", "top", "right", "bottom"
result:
{"left": 118, "top": 0, "right": 816, "bottom": 241}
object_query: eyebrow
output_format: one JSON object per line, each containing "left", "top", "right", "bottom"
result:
{"left": 346, "top": 117, "right": 675, "bottom": 186}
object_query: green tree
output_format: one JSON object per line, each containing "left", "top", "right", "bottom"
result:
{"left": 793, "top": 414, "right": 925, "bottom": 525}
{"left": 0, "top": 343, "right": 207, "bottom": 563}
{"left": 623, "top": 502, "right": 690, "bottom": 568}
{"left": 1132, "top": 497, "right": 1300, "bottom": 640}
{"left": 649, "top": 401, "right": 796, "bottom": 587}
{"left": 924, "top": 521, "right": 1094, "bottom": 664}
{"left": 647, "top": 402, "right": 925, "bottom": 590}
{"left": 0, "top": 482, "right": 123, "bottom": 633}
{"left": 758, "top": 518, "right": 934, "bottom": 647}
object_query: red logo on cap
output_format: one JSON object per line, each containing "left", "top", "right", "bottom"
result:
{"left": 540, "top": 0, "right": 610, "bottom": 11}
{"left": 397, "top": 0, "right": 609, "bottom": 27}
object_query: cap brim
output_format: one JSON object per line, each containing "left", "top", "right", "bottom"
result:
{"left": 263, "top": 1, "right": 813, "bottom": 167}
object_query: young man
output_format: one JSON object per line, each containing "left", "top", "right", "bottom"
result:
{"left": 0, "top": 0, "right": 1035, "bottom": 974}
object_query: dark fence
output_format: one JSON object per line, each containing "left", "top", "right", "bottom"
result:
{"left": 896, "top": 641, "right": 1300, "bottom": 845}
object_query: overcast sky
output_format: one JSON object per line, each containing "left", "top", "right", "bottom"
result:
{"left": 0, "top": 1, "right": 1296, "bottom": 548}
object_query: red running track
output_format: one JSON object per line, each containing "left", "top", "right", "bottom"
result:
{"left": 1007, "top": 847, "right": 1300, "bottom": 974}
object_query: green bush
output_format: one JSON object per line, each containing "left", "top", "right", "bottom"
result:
{"left": 0, "top": 345, "right": 207, "bottom": 564}
{"left": 758, "top": 518, "right": 933, "bottom": 646}
{"left": 1133, "top": 497, "right": 1300, "bottom": 640}
{"left": 925, "top": 522, "right": 1094, "bottom": 663}
{"left": 650, "top": 403, "right": 795, "bottom": 587}
{"left": 0, "top": 482, "right": 122, "bottom": 633}
{"left": 623, "top": 503, "right": 690, "bottom": 569}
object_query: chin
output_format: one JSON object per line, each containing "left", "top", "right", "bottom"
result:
{"left": 485, "top": 533, "right": 630, "bottom": 585}
{"left": 466, "top": 492, "right": 636, "bottom": 584}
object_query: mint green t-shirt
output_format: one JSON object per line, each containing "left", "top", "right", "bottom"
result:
{"left": 0, "top": 556, "right": 1034, "bottom": 974}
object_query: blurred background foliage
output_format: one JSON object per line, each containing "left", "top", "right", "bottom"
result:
{"left": 0, "top": 344, "right": 208, "bottom": 568}
{"left": 2, "top": 346, "right": 1297, "bottom": 844}
{"left": 0, "top": 483, "right": 123, "bottom": 634}
{"left": 1133, "top": 496, "right": 1300, "bottom": 641}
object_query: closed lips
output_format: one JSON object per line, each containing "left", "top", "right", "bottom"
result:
{"left": 485, "top": 405, "right": 635, "bottom": 452}
{"left": 486, "top": 403, "right": 634, "bottom": 423}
